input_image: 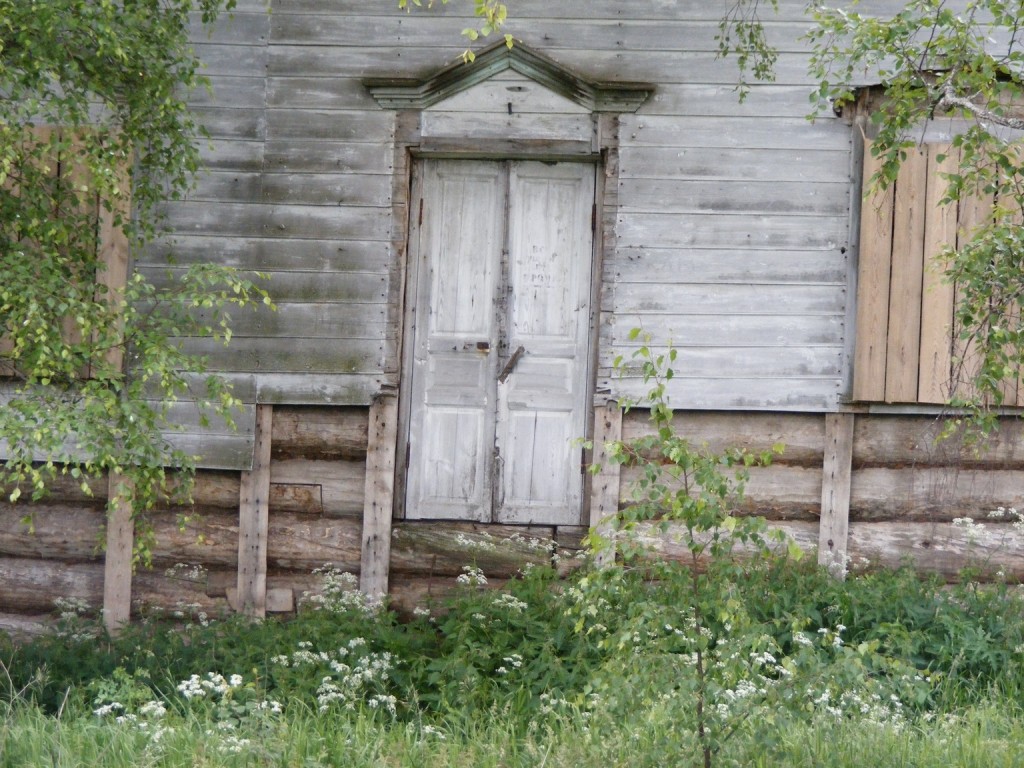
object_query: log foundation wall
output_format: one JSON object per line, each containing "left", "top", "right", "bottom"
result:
{"left": 2, "top": 406, "right": 1022, "bottom": 636}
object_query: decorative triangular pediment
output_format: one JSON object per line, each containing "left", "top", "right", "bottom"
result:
{"left": 365, "top": 40, "right": 652, "bottom": 113}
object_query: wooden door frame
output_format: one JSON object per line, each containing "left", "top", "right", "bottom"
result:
{"left": 389, "top": 122, "right": 622, "bottom": 524}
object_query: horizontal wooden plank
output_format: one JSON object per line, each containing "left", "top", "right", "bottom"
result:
{"left": 253, "top": 372, "right": 385, "bottom": 405}
{"left": 197, "top": 139, "right": 264, "bottom": 171}
{"left": 602, "top": 313, "right": 844, "bottom": 348}
{"left": 188, "top": 170, "right": 263, "bottom": 203}
{"left": 142, "top": 235, "right": 391, "bottom": 272}
{"left": 177, "top": 337, "right": 386, "bottom": 374}
{"left": 156, "top": 201, "right": 391, "bottom": 240}
{"left": 644, "top": 84, "right": 839, "bottom": 119}
{"left": 271, "top": 458, "right": 365, "bottom": 516}
{"left": 606, "top": 248, "right": 848, "bottom": 284}
{"left": 620, "top": 115, "right": 849, "bottom": 150}
{"left": 193, "top": 107, "right": 266, "bottom": 140}
{"left": 266, "top": 108, "right": 395, "bottom": 141}
{"left": 267, "top": 76, "right": 378, "bottom": 110}
{"left": 263, "top": 140, "right": 393, "bottom": 173}
{"left": 138, "top": 266, "right": 388, "bottom": 304}
{"left": 270, "top": 14, "right": 815, "bottom": 53}
{"left": 848, "top": 521, "right": 1024, "bottom": 582}
{"left": 621, "top": 410, "right": 826, "bottom": 465}
{"left": 421, "top": 111, "right": 594, "bottom": 142}
{"left": 609, "top": 345, "right": 842, "bottom": 379}
{"left": 618, "top": 147, "right": 850, "bottom": 183}
{"left": 220, "top": 302, "right": 392, "bottom": 340}
{"left": 615, "top": 212, "right": 847, "bottom": 251}
{"left": 608, "top": 282, "right": 846, "bottom": 315}
{"left": 854, "top": 416, "right": 1024, "bottom": 467}
{"left": 600, "top": 375, "right": 840, "bottom": 411}
{"left": 267, "top": 46, "right": 817, "bottom": 86}
{"left": 851, "top": 467, "right": 1024, "bottom": 521}
{"left": 259, "top": 172, "right": 393, "bottom": 206}
{"left": 189, "top": 10, "right": 269, "bottom": 44}
{"left": 165, "top": 432, "right": 255, "bottom": 470}
{"left": 274, "top": 0, "right": 817, "bottom": 22}
{"left": 620, "top": 464, "right": 821, "bottom": 519}
{"left": 188, "top": 76, "right": 266, "bottom": 107}
{"left": 272, "top": 406, "right": 369, "bottom": 459}
{"left": 194, "top": 41, "right": 268, "bottom": 77}
{"left": 617, "top": 179, "right": 849, "bottom": 217}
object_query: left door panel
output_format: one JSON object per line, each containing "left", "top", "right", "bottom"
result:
{"left": 405, "top": 161, "right": 505, "bottom": 520}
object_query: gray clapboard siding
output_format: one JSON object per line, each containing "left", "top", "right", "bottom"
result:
{"left": 263, "top": 140, "right": 393, "bottom": 173}
{"left": 193, "top": 107, "right": 266, "bottom": 140}
{"left": 603, "top": 376, "right": 841, "bottom": 411}
{"left": 603, "top": 314, "right": 845, "bottom": 349}
{"left": 617, "top": 180, "right": 849, "bottom": 217}
{"left": 138, "top": 266, "right": 387, "bottom": 304}
{"left": 194, "top": 42, "right": 269, "bottom": 77}
{"left": 621, "top": 115, "right": 849, "bottom": 150}
{"left": 618, "top": 147, "right": 850, "bottom": 183}
{"left": 188, "top": 76, "right": 266, "bottom": 107}
{"left": 188, "top": 10, "right": 270, "bottom": 42}
{"left": 609, "top": 346, "right": 842, "bottom": 379}
{"left": 197, "top": 139, "right": 264, "bottom": 171}
{"left": 615, "top": 213, "right": 847, "bottom": 251}
{"left": 646, "top": 84, "right": 830, "bottom": 118}
{"left": 218, "top": 304, "right": 392, "bottom": 341}
{"left": 266, "top": 109, "right": 395, "bottom": 141}
{"left": 176, "top": 337, "right": 387, "bottom": 374}
{"left": 608, "top": 283, "right": 845, "bottom": 315}
{"left": 275, "top": 0, "right": 815, "bottom": 21}
{"left": 187, "top": 171, "right": 265, "bottom": 203}
{"left": 607, "top": 249, "right": 848, "bottom": 284}
{"left": 155, "top": 201, "right": 391, "bottom": 240}
{"left": 146, "top": 236, "right": 390, "bottom": 272}
{"left": 269, "top": 15, "right": 814, "bottom": 54}
{"left": 266, "top": 76, "right": 379, "bottom": 110}
{"left": 259, "top": 173, "right": 392, "bottom": 207}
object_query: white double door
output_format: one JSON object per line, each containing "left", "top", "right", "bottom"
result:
{"left": 405, "top": 159, "right": 595, "bottom": 525}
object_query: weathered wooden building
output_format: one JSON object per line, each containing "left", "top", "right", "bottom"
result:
{"left": 4, "top": 1, "right": 1024, "bottom": 634}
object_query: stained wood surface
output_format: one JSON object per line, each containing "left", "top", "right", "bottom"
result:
{"left": 589, "top": 401, "right": 623, "bottom": 567}
{"left": 360, "top": 396, "right": 398, "bottom": 598}
{"left": 237, "top": 404, "right": 272, "bottom": 616}
{"left": 818, "top": 413, "right": 854, "bottom": 576}
{"left": 102, "top": 473, "right": 134, "bottom": 633}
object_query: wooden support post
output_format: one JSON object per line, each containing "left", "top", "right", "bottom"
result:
{"left": 589, "top": 401, "right": 623, "bottom": 567}
{"left": 360, "top": 396, "right": 398, "bottom": 600}
{"left": 818, "top": 413, "right": 855, "bottom": 578}
{"left": 102, "top": 471, "right": 134, "bottom": 633}
{"left": 237, "top": 404, "right": 272, "bottom": 617}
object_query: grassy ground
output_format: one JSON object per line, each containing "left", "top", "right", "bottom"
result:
{"left": 3, "top": 558, "right": 1024, "bottom": 768}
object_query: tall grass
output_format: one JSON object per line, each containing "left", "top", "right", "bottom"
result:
{"left": 2, "top": 559, "right": 1024, "bottom": 768}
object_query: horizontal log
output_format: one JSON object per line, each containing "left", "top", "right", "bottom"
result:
{"left": 271, "top": 406, "right": 370, "bottom": 460}
{"left": 389, "top": 522, "right": 555, "bottom": 578}
{"left": 632, "top": 520, "right": 820, "bottom": 569}
{"left": 853, "top": 415, "right": 1024, "bottom": 468}
{"left": 270, "top": 458, "right": 365, "bottom": 516}
{"left": 0, "top": 612, "right": 55, "bottom": 640}
{"left": 850, "top": 467, "right": 1024, "bottom": 522}
{"left": 618, "top": 464, "right": 822, "bottom": 521}
{"left": 0, "top": 506, "right": 363, "bottom": 572}
{"left": 0, "top": 557, "right": 227, "bottom": 615}
{"left": 621, "top": 410, "right": 826, "bottom": 465}
{"left": 848, "top": 521, "right": 1024, "bottom": 582}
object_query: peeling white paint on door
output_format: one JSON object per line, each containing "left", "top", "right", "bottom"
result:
{"left": 406, "top": 159, "right": 595, "bottom": 525}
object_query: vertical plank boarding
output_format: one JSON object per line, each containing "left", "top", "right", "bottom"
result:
{"left": 103, "top": 471, "right": 134, "bottom": 632}
{"left": 885, "top": 147, "right": 927, "bottom": 402}
{"left": 589, "top": 401, "right": 623, "bottom": 567}
{"left": 852, "top": 139, "right": 895, "bottom": 401}
{"left": 818, "top": 413, "right": 854, "bottom": 578}
{"left": 236, "top": 404, "right": 272, "bottom": 617}
{"left": 361, "top": 396, "right": 398, "bottom": 599}
{"left": 917, "top": 144, "right": 957, "bottom": 403}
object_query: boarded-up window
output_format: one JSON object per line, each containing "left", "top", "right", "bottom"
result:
{"left": 851, "top": 141, "right": 1014, "bottom": 405}
{"left": 0, "top": 127, "right": 131, "bottom": 377}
